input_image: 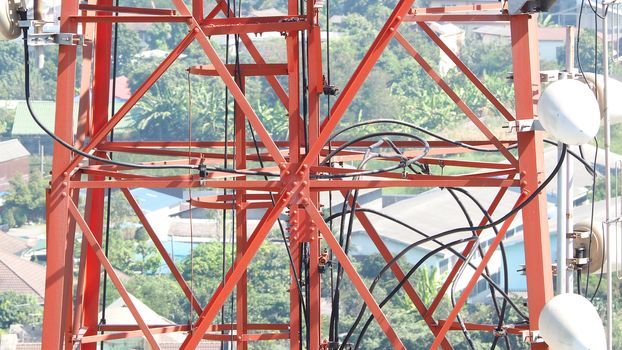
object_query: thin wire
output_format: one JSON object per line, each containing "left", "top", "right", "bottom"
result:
{"left": 187, "top": 72, "right": 195, "bottom": 331}
{"left": 99, "top": 2, "right": 120, "bottom": 348}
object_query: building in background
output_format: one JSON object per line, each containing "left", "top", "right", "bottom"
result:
{"left": 0, "top": 139, "right": 30, "bottom": 192}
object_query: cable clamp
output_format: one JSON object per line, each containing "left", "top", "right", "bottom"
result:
{"left": 318, "top": 248, "right": 331, "bottom": 273}
{"left": 322, "top": 75, "right": 340, "bottom": 96}
{"left": 198, "top": 164, "right": 208, "bottom": 187}
{"left": 320, "top": 340, "right": 352, "bottom": 350}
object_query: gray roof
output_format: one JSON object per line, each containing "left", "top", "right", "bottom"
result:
{"left": 0, "top": 231, "right": 29, "bottom": 255}
{"left": 351, "top": 187, "right": 525, "bottom": 253}
{"left": 0, "top": 139, "right": 30, "bottom": 163}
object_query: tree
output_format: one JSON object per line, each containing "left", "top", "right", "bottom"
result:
{"left": 115, "top": 24, "right": 146, "bottom": 77}
{"left": 0, "top": 292, "right": 42, "bottom": 329}
{"left": 0, "top": 108, "right": 14, "bottom": 136}
{"left": 0, "top": 172, "right": 47, "bottom": 228}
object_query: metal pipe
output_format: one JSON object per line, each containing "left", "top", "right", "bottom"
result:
{"left": 33, "top": 0, "right": 43, "bottom": 22}
{"left": 602, "top": 8, "right": 613, "bottom": 350}
{"left": 557, "top": 144, "right": 568, "bottom": 293}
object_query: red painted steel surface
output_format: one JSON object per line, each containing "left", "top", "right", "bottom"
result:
{"left": 42, "top": 1, "right": 553, "bottom": 349}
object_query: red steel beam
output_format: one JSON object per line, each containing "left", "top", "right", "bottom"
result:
{"left": 307, "top": 0, "right": 415, "bottom": 167}
{"left": 62, "top": 30, "right": 197, "bottom": 174}
{"left": 41, "top": 1, "right": 79, "bottom": 348}
{"left": 177, "top": 184, "right": 301, "bottom": 348}
{"left": 510, "top": 14, "right": 552, "bottom": 350}
{"left": 235, "top": 77, "right": 249, "bottom": 350}
{"left": 405, "top": 14, "right": 510, "bottom": 21}
{"left": 68, "top": 202, "right": 161, "bottom": 349}
{"left": 172, "top": 0, "right": 286, "bottom": 165}
{"left": 426, "top": 183, "right": 511, "bottom": 317}
{"left": 417, "top": 22, "right": 516, "bottom": 122}
{"left": 410, "top": 3, "right": 504, "bottom": 13}
{"left": 189, "top": 63, "right": 289, "bottom": 76}
{"left": 305, "top": 203, "right": 406, "bottom": 349}
{"left": 430, "top": 194, "right": 524, "bottom": 348}
{"left": 394, "top": 32, "right": 518, "bottom": 166}
{"left": 69, "top": 15, "right": 191, "bottom": 22}
{"left": 121, "top": 189, "right": 203, "bottom": 314}
{"left": 346, "top": 193, "right": 454, "bottom": 349}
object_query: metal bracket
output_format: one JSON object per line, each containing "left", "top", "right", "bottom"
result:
{"left": 521, "top": 330, "right": 544, "bottom": 344}
{"left": 505, "top": 119, "right": 545, "bottom": 133}
{"left": 28, "top": 32, "right": 84, "bottom": 46}
{"left": 567, "top": 257, "right": 590, "bottom": 268}
{"left": 508, "top": 69, "right": 582, "bottom": 82}
{"left": 567, "top": 230, "right": 591, "bottom": 239}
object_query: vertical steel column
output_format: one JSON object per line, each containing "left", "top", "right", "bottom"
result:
{"left": 286, "top": 0, "right": 302, "bottom": 345}
{"left": 510, "top": 14, "right": 553, "bottom": 350}
{"left": 235, "top": 78, "right": 248, "bottom": 350}
{"left": 306, "top": 1, "right": 323, "bottom": 345}
{"left": 82, "top": 2, "right": 113, "bottom": 348}
{"left": 41, "top": 1, "right": 79, "bottom": 349}
{"left": 193, "top": 0, "right": 203, "bottom": 19}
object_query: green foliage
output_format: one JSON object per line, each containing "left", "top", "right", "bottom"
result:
{"left": 0, "top": 172, "right": 47, "bottom": 228}
{"left": 0, "top": 108, "right": 14, "bottom": 136}
{"left": 115, "top": 24, "right": 146, "bottom": 77}
{"left": 106, "top": 228, "right": 161, "bottom": 275}
{"left": 413, "top": 266, "right": 441, "bottom": 306}
{"left": 0, "top": 292, "right": 42, "bottom": 329}
{"left": 0, "top": 40, "right": 57, "bottom": 100}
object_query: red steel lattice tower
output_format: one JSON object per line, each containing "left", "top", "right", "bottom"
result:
{"left": 41, "top": 0, "right": 553, "bottom": 349}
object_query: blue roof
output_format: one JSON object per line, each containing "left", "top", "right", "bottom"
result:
{"left": 130, "top": 188, "right": 182, "bottom": 213}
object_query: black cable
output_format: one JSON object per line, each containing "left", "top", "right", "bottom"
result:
{"left": 21, "top": 24, "right": 279, "bottom": 177}
{"left": 543, "top": 139, "right": 595, "bottom": 175}
{"left": 350, "top": 237, "right": 476, "bottom": 349}
{"left": 322, "top": 208, "right": 528, "bottom": 321}
{"left": 446, "top": 189, "right": 482, "bottom": 350}
{"left": 588, "top": 139, "right": 606, "bottom": 302}
{"left": 577, "top": 269, "right": 583, "bottom": 295}
{"left": 317, "top": 132, "right": 429, "bottom": 179}
{"left": 448, "top": 188, "right": 511, "bottom": 350}
{"left": 337, "top": 144, "right": 567, "bottom": 348}
{"left": 324, "top": 119, "right": 518, "bottom": 154}
{"left": 367, "top": 144, "right": 566, "bottom": 295}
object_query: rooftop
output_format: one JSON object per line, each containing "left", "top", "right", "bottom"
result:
{"left": 0, "top": 139, "right": 30, "bottom": 163}
{"left": 0, "top": 250, "right": 45, "bottom": 300}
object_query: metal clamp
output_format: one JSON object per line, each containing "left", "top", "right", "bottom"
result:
{"left": 521, "top": 330, "right": 543, "bottom": 344}
{"left": 28, "top": 32, "right": 84, "bottom": 46}
{"left": 505, "top": 119, "right": 545, "bottom": 133}
{"left": 567, "top": 257, "right": 590, "bottom": 268}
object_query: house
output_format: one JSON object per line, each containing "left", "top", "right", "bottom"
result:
{"left": 11, "top": 100, "right": 132, "bottom": 155}
{"left": 473, "top": 25, "right": 571, "bottom": 62}
{"left": 102, "top": 293, "right": 220, "bottom": 349}
{"left": 0, "top": 250, "right": 45, "bottom": 301}
{"left": 428, "top": 22, "right": 466, "bottom": 76}
{"left": 0, "top": 140, "right": 30, "bottom": 192}
{"left": 346, "top": 145, "right": 621, "bottom": 301}
{"left": 0, "top": 230, "right": 30, "bottom": 256}
{"left": 347, "top": 186, "right": 532, "bottom": 269}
